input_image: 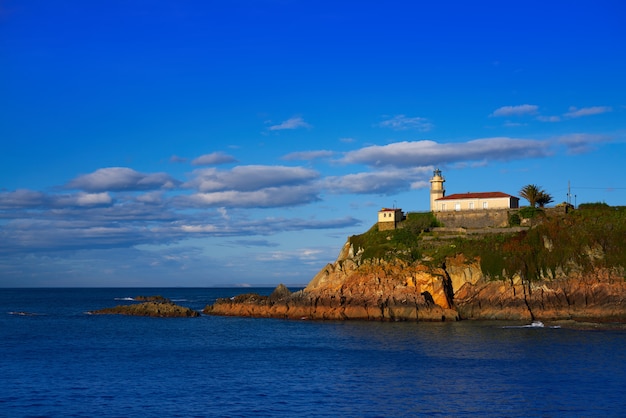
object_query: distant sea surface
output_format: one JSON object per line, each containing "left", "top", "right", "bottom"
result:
{"left": 2, "top": 288, "right": 626, "bottom": 417}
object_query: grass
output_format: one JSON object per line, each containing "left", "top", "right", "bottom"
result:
{"left": 348, "top": 206, "right": 626, "bottom": 281}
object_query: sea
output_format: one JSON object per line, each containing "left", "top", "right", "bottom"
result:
{"left": 2, "top": 288, "right": 626, "bottom": 417}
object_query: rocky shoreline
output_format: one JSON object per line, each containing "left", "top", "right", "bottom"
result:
{"left": 203, "top": 241, "right": 626, "bottom": 323}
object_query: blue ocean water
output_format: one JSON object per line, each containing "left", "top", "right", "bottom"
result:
{"left": 1, "top": 288, "right": 626, "bottom": 417}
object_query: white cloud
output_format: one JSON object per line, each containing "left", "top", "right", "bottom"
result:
{"left": 256, "top": 248, "right": 323, "bottom": 262}
{"left": 217, "top": 207, "right": 229, "bottom": 220}
{"left": 191, "top": 152, "right": 238, "bottom": 166}
{"left": 564, "top": 106, "right": 612, "bottom": 118}
{"left": 0, "top": 189, "right": 47, "bottom": 208}
{"left": 0, "top": 190, "right": 113, "bottom": 209}
{"left": 183, "top": 185, "right": 320, "bottom": 208}
{"left": 378, "top": 114, "right": 433, "bottom": 131}
{"left": 73, "top": 192, "right": 113, "bottom": 206}
{"left": 323, "top": 166, "right": 432, "bottom": 195}
{"left": 490, "top": 104, "right": 538, "bottom": 117}
{"left": 557, "top": 133, "right": 612, "bottom": 154}
{"left": 537, "top": 115, "right": 561, "bottom": 122}
{"left": 186, "top": 165, "right": 319, "bottom": 192}
{"left": 267, "top": 116, "right": 312, "bottom": 131}
{"left": 410, "top": 180, "right": 429, "bottom": 190}
{"left": 282, "top": 150, "right": 334, "bottom": 161}
{"left": 135, "top": 191, "right": 164, "bottom": 205}
{"left": 324, "top": 170, "right": 413, "bottom": 195}
{"left": 342, "top": 138, "right": 551, "bottom": 168}
{"left": 179, "top": 224, "right": 219, "bottom": 233}
{"left": 68, "top": 167, "right": 180, "bottom": 192}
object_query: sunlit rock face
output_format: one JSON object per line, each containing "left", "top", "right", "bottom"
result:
{"left": 205, "top": 240, "right": 626, "bottom": 323}
{"left": 455, "top": 267, "right": 626, "bottom": 321}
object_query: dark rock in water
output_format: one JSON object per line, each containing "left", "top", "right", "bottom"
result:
{"left": 269, "top": 284, "right": 292, "bottom": 301}
{"left": 134, "top": 295, "right": 171, "bottom": 303}
{"left": 90, "top": 301, "right": 200, "bottom": 317}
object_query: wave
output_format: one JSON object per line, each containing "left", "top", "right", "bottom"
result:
{"left": 8, "top": 311, "right": 40, "bottom": 316}
{"left": 502, "top": 321, "right": 561, "bottom": 329}
{"left": 114, "top": 297, "right": 135, "bottom": 301}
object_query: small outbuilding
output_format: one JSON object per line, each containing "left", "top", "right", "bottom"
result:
{"left": 377, "top": 208, "right": 404, "bottom": 230}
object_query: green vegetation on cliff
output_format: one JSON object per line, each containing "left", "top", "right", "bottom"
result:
{"left": 349, "top": 205, "right": 626, "bottom": 282}
{"left": 349, "top": 212, "right": 440, "bottom": 262}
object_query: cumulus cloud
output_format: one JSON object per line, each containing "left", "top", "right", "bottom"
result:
{"left": 324, "top": 170, "right": 422, "bottom": 195}
{"left": 185, "top": 165, "right": 319, "bottom": 192}
{"left": 0, "top": 189, "right": 47, "bottom": 209}
{"left": 191, "top": 152, "right": 238, "bottom": 166}
{"left": 490, "top": 104, "right": 539, "bottom": 117}
{"left": 564, "top": 106, "right": 612, "bottom": 118}
{"left": 182, "top": 185, "right": 320, "bottom": 208}
{"left": 342, "top": 138, "right": 550, "bottom": 168}
{"left": 67, "top": 167, "right": 180, "bottom": 192}
{"left": 282, "top": 150, "right": 334, "bottom": 161}
{"left": 267, "top": 116, "right": 311, "bottom": 131}
{"left": 0, "top": 195, "right": 358, "bottom": 255}
{"left": 0, "top": 190, "right": 113, "bottom": 209}
{"left": 58, "top": 192, "right": 113, "bottom": 207}
{"left": 323, "top": 166, "right": 432, "bottom": 195}
{"left": 135, "top": 191, "right": 164, "bottom": 205}
{"left": 378, "top": 114, "right": 434, "bottom": 131}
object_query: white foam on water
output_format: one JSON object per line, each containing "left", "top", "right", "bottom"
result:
{"left": 502, "top": 321, "right": 561, "bottom": 329}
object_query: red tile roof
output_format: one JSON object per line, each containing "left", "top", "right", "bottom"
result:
{"left": 436, "top": 192, "right": 517, "bottom": 201}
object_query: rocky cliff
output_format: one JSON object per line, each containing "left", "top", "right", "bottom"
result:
{"left": 206, "top": 244, "right": 626, "bottom": 323}
{"left": 205, "top": 206, "right": 626, "bottom": 322}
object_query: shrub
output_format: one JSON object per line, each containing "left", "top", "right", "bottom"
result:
{"left": 509, "top": 213, "right": 521, "bottom": 226}
{"left": 519, "top": 206, "right": 542, "bottom": 219}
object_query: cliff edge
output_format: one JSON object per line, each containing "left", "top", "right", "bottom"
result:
{"left": 204, "top": 205, "right": 626, "bottom": 322}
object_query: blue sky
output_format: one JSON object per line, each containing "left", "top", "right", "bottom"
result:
{"left": 1, "top": 0, "right": 625, "bottom": 287}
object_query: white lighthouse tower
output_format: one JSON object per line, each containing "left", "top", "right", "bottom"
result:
{"left": 429, "top": 169, "right": 445, "bottom": 211}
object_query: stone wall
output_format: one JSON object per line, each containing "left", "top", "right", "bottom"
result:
{"left": 378, "top": 221, "right": 397, "bottom": 231}
{"left": 434, "top": 208, "right": 515, "bottom": 228}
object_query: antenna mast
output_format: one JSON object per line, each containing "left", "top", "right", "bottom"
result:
{"left": 567, "top": 180, "right": 571, "bottom": 205}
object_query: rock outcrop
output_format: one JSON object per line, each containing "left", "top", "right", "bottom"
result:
{"left": 456, "top": 266, "right": 626, "bottom": 321}
{"left": 91, "top": 300, "right": 200, "bottom": 317}
{"left": 205, "top": 239, "right": 626, "bottom": 323}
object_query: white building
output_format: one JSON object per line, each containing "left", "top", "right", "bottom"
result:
{"left": 434, "top": 192, "right": 520, "bottom": 212}
{"left": 429, "top": 169, "right": 519, "bottom": 212}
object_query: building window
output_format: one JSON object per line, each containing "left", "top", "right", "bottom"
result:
{"left": 455, "top": 203, "right": 461, "bottom": 211}
{"left": 469, "top": 202, "right": 474, "bottom": 210}
{"left": 483, "top": 201, "right": 488, "bottom": 209}
{"left": 441, "top": 204, "right": 446, "bottom": 211}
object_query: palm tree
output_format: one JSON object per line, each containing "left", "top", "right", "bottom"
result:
{"left": 536, "top": 191, "right": 554, "bottom": 208}
{"left": 519, "top": 184, "right": 554, "bottom": 207}
{"left": 519, "top": 184, "right": 541, "bottom": 207}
